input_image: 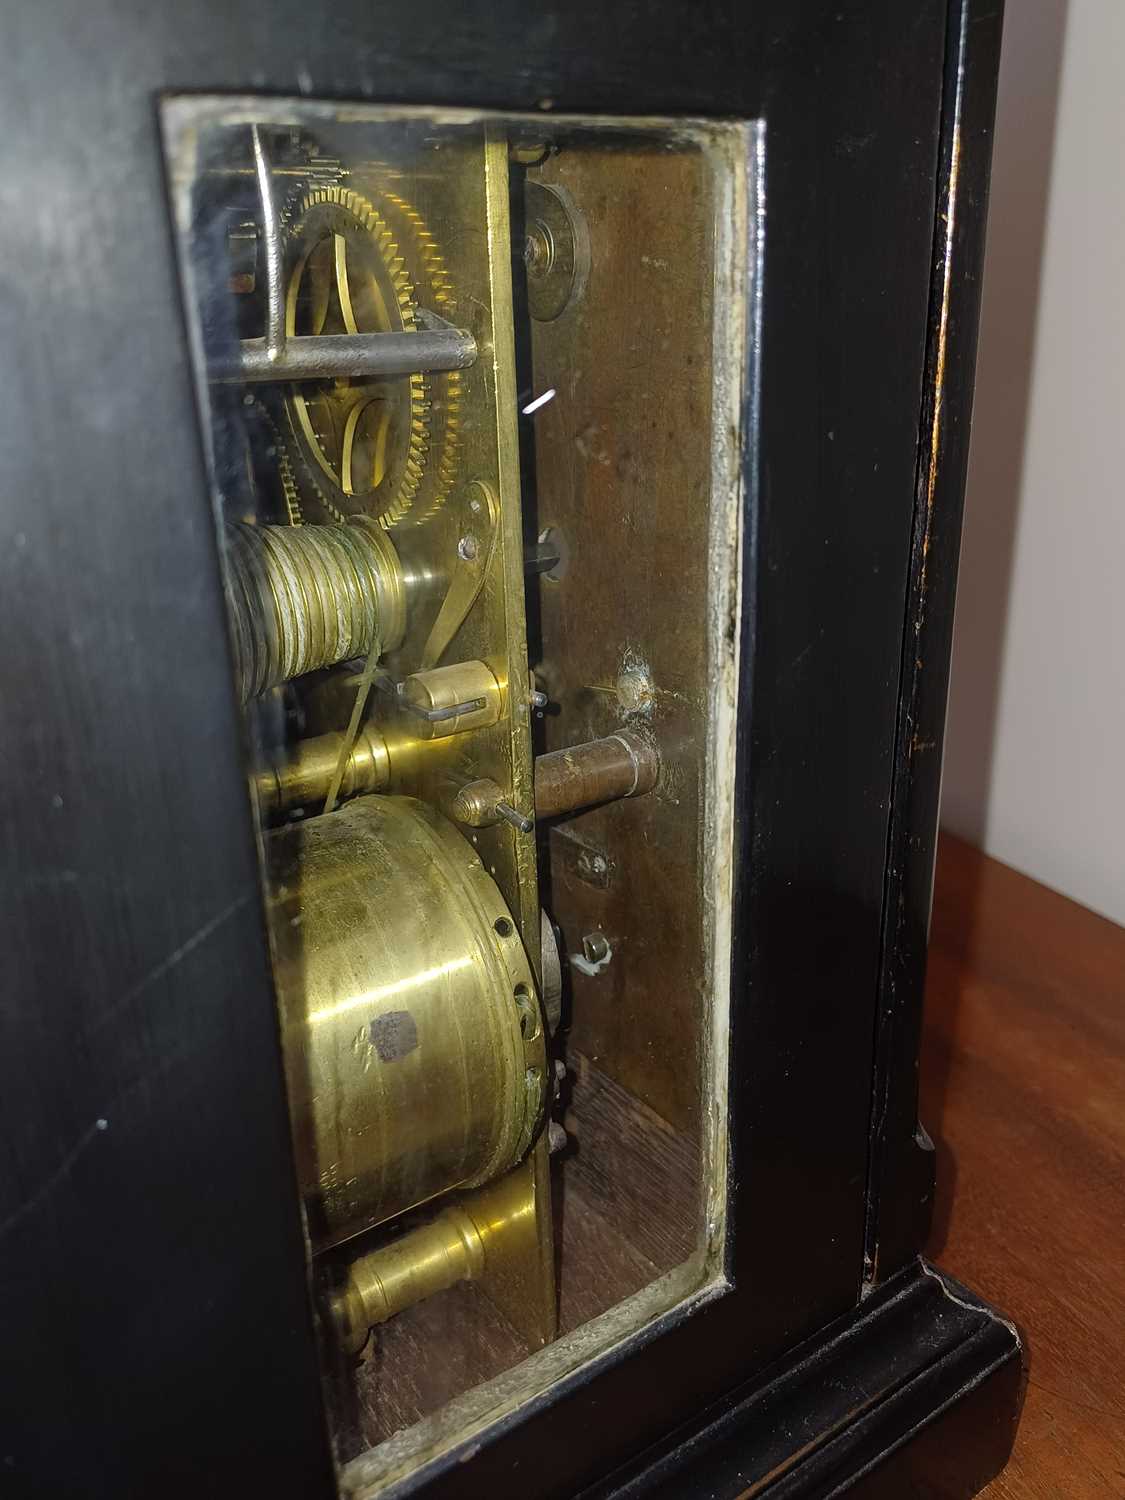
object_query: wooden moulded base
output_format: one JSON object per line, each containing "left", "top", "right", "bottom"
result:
{"left": 585, "top": 1259, "right": 1023, "bottom": 1500}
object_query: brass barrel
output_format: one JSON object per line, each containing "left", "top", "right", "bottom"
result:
{"left": 400, "top": 660, "right": 503, "bottom": 739}
{"left": 252, "top": 727, "right": 391, "bottom": 818}
{"left": 534, "top": 731, "right": 659, "bottom": 819}
{"left": 269, "top": 796, "right": 546, "bottom": 1251}
{"left": 225, "top": 518, "right": 406, "bottom": 700}
{"left": 329, "top": 1205, "right": 485, "bottom": 1355}
{"left": 327, "top": 1165, "right": 538, "bottom": 1355}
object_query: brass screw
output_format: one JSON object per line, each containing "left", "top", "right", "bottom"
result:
{"left": 523, "top": 221, "right": 554, "bottom": 277}
{"left": 510, "top": 139, "right": 550, "bottom": 166}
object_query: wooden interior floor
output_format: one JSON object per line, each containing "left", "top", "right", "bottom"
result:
{"left": 350, "top": 1054, "right": 698, "bottom": 1450}
{"left": 923, "top": 833, "right": 1125, "bottom": 1498}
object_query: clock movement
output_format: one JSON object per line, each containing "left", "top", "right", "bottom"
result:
{"left": 0, "top": 4, "right": 1018, "bottom": 1497}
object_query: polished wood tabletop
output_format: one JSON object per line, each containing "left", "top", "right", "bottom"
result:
{"left": 922, "top": 833, "right": 1125, "bottom": 1498}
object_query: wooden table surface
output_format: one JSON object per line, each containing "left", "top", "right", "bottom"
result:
{"left": 922, "top": 833, "right": 1125, "bottom": 1498}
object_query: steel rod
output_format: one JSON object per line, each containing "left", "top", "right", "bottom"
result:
{"left": 250, "top": 125, "right": 285, "bottom": 360}
{"left": 228, "top": 128, "right": 477, "bottom": 383}
{"left": 211, "top": 329, "right": 477, "bottom": 383}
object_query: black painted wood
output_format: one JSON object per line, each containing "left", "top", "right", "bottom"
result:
{"left": 865, "top": 0, "right": 1007, "bottom": 1283}
{"left": 0, "top": 1, "right": 1005, "bottom": 1496}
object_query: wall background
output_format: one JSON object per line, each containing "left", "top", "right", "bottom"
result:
{"left": 941, "top": 0, "right": 1125, "bottom": 926}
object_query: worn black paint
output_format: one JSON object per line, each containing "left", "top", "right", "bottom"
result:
{"left": 0, "top": 0, "right": 1007, "bottom": 1496}
{"left": 865, "top": 0, "right": 1007, "bottom": 1282}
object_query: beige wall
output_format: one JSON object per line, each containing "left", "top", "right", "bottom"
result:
{"left": 942, "top": 0, "right": 1125, "bottom": 925}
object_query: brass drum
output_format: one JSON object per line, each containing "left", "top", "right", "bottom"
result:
{"left": 270, "top": 796, "right": 546, "bottom": 1250}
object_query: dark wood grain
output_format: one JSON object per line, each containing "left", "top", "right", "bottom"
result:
{"left": 923, "top": 832, "right": 1125, "bottom": 1498}
{"left": 561, "top": 1053, "right": 698, "bottom": 1276}
{"left": 529, "top": 140, "right": 715, "bottom": 1135}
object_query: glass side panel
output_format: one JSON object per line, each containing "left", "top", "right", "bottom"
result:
{"left": 162, "top": 97, "right": 749, "bottom": 1492}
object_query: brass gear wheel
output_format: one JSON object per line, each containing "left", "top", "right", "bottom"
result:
{"left": 279, "top": 182, "right": 461, "bottom": 529}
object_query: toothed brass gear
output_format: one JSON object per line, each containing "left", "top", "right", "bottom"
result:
{"left": 375, "top": 188, "right": 462, "bottom": 528}
{"left": 249, "top": 396, "right": 304, "bottom": 525}
{"left": 279, "top": 183, "right": 461, "bottom": 530}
